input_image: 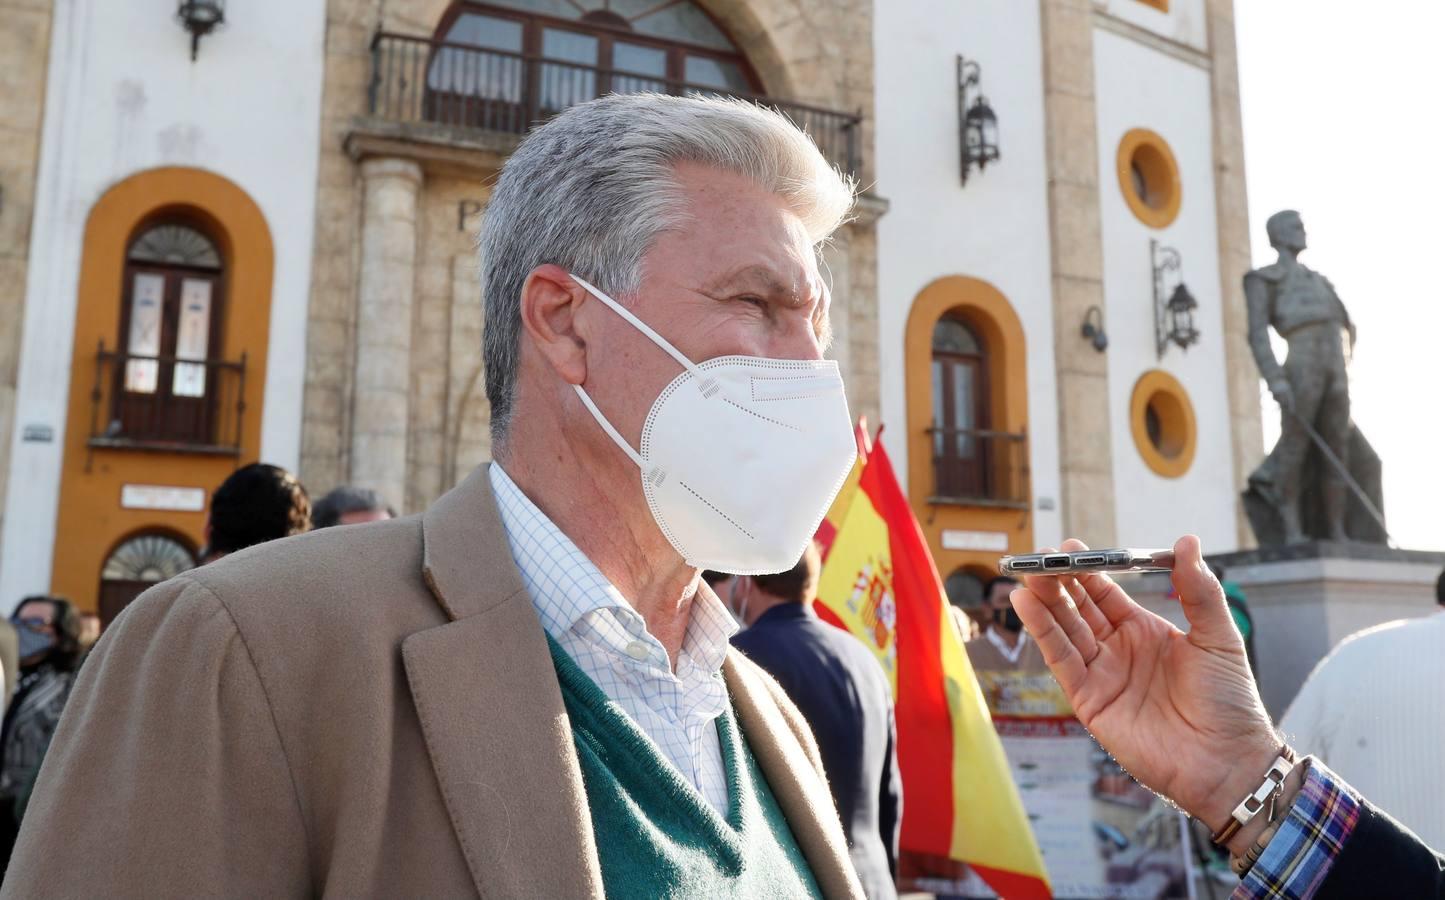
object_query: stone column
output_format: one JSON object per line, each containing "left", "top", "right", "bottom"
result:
{"left": 350, "top": 158, "right": 422, "bottom": 513}
{"left": 1041, "top": 0, "right": 1117, "bottom": 545}
{"left": 830, "top": 194, "right": 889, "bottom": 431}
{"left": 1206, "top": 0, "right": 1265, "bottom": 549}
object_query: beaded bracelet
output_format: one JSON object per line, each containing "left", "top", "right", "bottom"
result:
{"left": 1231, "top": 822, "right": 1281, "bottom": 877}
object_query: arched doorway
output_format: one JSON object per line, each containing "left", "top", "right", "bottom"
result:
{"left": 904, "top": 276, "right": 1032, "bottom": 577}
{"left": 49, "top": 166, "right": 274, "bottom": 612}
{"left": 98, "top": 531, "right": 197, "bottom": 628}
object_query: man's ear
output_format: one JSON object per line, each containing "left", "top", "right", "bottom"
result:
{"left": 519, "top": 264, "right": 589, "bottom": 386}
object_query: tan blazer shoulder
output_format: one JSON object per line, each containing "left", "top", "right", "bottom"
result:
{"left": 4, "top": 467, "right": 863, "bottom": 899}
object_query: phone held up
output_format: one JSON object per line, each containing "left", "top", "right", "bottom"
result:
{"left": 997, "top": 548, "right": 1176, "bottom": 577}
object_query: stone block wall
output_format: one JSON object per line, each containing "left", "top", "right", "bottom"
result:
{"left": 301, "top": 0, "right": 881, "bottom": 511}
{"left": 0, "top": 0, "right": 54, "bottom": 540}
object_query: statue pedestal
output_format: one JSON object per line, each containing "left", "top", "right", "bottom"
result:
{"left": 1125, "top": 543, "right": 1445, "bottom": 719}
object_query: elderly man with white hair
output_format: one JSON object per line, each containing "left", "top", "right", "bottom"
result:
{"left": 4, "top": 94, "right": 866, "bottom": 897}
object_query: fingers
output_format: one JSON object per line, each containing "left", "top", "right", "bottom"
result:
{"left": 1056, "top": 540, "right": 1116, "bottom": 641}
{"left": 1010, "top": 584, "right": 1087, "bottom": 695}
{"left": 1017, "top": 547, "right": 1099, "bottom": 669}
{"left": 1058, "top": 538, "right": 1141, "bottom": 629}
{"left": 1060, "top": 576, "right": 1114, "bottom": 643}
{"left": 1169, "top": 534, "right": 1240, "bottom": 651}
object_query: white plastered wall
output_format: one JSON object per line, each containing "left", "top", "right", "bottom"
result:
{"left": 873, "top": 0, "right": 1062, "bottom": 548}
{"left": 0, "top": 0, "right": 326, "bottom": 605}
{"left": 1095, "top": 0, "right": 1208, "bottom": 51}
{"left": 1094, "top": 27, "right": 1238, "bottom": 550}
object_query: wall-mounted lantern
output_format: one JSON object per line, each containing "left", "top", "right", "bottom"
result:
{"left": 1152, "top": 239, "right": 1199, "bottom": 357}
{"left": 957, "top": 55, "right": 999, "bottom": 186}
{"left": 1081, "top": 305, "right": 1108, "bottom": 352}
{"left": 178, "top": 0, "right": 225, "bottom": 61}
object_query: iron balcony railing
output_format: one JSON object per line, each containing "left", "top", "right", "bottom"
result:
{"left": 87, "top": 343, "right": 247, "bottom": 462}
{"left": 927, "top": 426, "right": 1030, "bottom": 508}
{"left": 368, "top": 31, "right": 863, "bottom": 176}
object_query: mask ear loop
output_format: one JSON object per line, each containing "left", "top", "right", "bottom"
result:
{"left": 570, "top": 274, "right": 719, "bottom": 398}
{"left": 572, "top": 385, "right": 644, "bottom": 469}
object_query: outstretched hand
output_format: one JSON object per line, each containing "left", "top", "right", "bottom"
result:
{"left": 1011, "top": 535, "right": 1281, "bottom": 843}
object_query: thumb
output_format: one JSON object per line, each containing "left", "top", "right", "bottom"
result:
{"left": 1170, "top": 535, "right": 1241, "bottom": 651}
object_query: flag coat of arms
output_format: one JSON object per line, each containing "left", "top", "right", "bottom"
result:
{"left": 814, "top": 425, "right": 1051, "bottom": 899}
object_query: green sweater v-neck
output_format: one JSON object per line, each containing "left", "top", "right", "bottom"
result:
{"left": 547, "top": 635, "right": 823, "bottom": 899}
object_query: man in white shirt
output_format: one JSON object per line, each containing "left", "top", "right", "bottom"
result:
{"left": 1278, "top": 570, "right": 1445, "bottom": 848}
{"left": 966, "top": 576, "right": 1047, "bottom": 675}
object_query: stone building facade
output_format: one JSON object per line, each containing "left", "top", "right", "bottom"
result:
{"left": 299, "top": 0, "right": 884, "bottom": 516}
{"left": 0, "top": 0, "right": 1263, "bottom": 615}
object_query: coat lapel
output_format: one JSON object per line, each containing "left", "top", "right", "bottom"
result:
{"left": 725, "top": 652, "right": 864, "bottom": 899}
{"left": 402, "top": 465, "right": 603, "bottom": 899}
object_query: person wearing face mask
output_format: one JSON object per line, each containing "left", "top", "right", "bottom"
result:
{"left": 0, "top": 596, "right": 81, "bottom": 877}
{"left": 7, "top": 94, "right": 867, "bottom": 898}
{"left": 965, "top": 577, "right": 1050, "bottom": 680}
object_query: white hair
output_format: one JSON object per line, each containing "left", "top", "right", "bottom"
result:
{"left": 479, "top": 92, "right": 857, "bottom": 444}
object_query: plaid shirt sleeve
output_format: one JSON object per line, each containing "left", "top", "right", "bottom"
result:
{"left": 1232, "top": 758, "right": 1362, "bottom": 900}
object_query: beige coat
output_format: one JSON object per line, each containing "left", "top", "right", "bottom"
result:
{"left": 3, "top": 466, "right": 863, "bottom": 899}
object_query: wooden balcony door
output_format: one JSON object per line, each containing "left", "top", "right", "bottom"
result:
{"left": 114, "top": 223, "right": 225, "bottom": 446}
{"left": 931, "top": 317, "right": 990, "bottom": 499}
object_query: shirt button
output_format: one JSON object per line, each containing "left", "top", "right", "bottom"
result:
{"left": 625, "top": 641, "right": 651, "bottom": 661}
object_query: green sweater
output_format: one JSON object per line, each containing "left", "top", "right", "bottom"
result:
{"left": 547, "top": 636, "right": 823, "bottom": 899}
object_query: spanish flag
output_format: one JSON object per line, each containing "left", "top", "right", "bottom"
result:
{"left": 814, "top": 424, "right": 1051, "bottom": 899}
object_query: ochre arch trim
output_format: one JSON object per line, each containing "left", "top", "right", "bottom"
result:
{"left": 1117, "top": 127, "right": 1182, "bottom": 230}
{"left": 1129, "top": 368, "right": 1197, "bottom": 478}
{"left": 49, "top": 167, "right": 274, "bottom": 610}
{"left": 903, "top": 275, "right": 1031, "bottom": 570}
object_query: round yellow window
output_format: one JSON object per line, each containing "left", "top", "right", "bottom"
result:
{"left": 1130, "top": 369, "right": 1195, "bottom": 478}
{"left": 1117, "top": 128, "right": 1181, "bottom": 229}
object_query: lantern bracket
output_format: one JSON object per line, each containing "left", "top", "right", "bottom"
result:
{"left": 1153, "top": 239, "right": 1200, "bottom": 358}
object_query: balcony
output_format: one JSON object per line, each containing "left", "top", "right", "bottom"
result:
{"left": 86, "top": 344, "right": 248, "bottom": 462}
{"left": 364, "top": 31, "right": 863, "bottom": 177}
{"left": 927, "top": 427, "right": 1031, "bottom": 509}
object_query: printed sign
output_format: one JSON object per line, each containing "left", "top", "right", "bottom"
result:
{"left": 905, "top": 670, "right": 1194, "bottom": 898}
{"left": 120, "top": 484, "right": 206, "bottom": 512}
{"left": 941, "top": 529, "right": 1010, "bottom": 552}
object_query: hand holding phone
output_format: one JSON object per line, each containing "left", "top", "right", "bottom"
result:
{"left": 997, "top": 548, "right": 1175, "bottom": 576}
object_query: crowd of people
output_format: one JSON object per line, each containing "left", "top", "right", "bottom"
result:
{"left": 0, "top": 463, "right": 394, "bottom": 875}
{"left": 0, "top": 94, "right": 1440, "bottom": 898}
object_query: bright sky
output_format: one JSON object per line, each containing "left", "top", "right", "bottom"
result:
{"left": 1236, "top": 1, "right": 1445, "bottom": 551}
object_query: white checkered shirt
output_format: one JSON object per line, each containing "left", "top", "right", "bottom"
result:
{"left": 488, "top": 464, "right": 738, "bottom": 816}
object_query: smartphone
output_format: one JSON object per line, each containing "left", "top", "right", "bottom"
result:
{"left": 997, "top": 548, "right": 1176, "bottom": 576}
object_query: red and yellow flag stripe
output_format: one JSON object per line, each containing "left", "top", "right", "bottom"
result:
{"left": 814, "top": 425, "right": 1051, "bottom": 899}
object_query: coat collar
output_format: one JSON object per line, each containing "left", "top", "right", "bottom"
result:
{"left": 418, "top": 464, "right": 526, "bottom": 623}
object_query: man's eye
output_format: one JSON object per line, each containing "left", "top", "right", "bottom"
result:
{"left": 737, "top": 296, "right": 767, "bottom": 309}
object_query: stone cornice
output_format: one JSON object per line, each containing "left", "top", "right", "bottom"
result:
{"left": 343, "top": 117, "right": 520, "bottom": 178}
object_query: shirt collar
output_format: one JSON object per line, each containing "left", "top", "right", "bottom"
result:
{"left": 489, "top": 463, "right": 630, "bottom": 637}
{"left": 985, "top": 624, "right": 1030, "bottom": 664}
{"left": 488, "top": 463, "right": 736, "bottom": 671}
{"left": 682, "top": 582, "right": 739, "bottom": 674}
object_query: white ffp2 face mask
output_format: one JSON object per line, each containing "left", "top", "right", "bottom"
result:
{"left": 569, "top": 274, "right": 857, "bottom": 576}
